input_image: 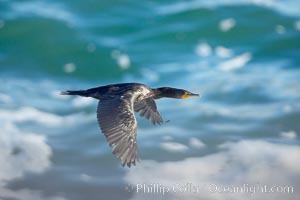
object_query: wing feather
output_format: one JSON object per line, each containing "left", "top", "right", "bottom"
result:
{"left": 134, "top": 98, "right": 163, "bottom": 125}
{"left": 97, "top": 96, "right": 138, "bottom": 167}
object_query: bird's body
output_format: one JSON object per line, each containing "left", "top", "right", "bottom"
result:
{"left": 61, "top": 83, "right": 199, "bottom": 167}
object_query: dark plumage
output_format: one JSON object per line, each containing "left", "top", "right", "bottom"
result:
{"left": 61, "top": 83, "right": 199, "bottom": 167}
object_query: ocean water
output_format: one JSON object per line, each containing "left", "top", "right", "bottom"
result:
{"left": 0, "top": 0, "right": 300, "bottom": 199}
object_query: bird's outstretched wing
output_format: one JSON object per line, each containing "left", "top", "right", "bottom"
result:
{"left": 134, "top": 98, "right": 163, "bottom": 125}
{"left": 97, "top": 96, "right": 138, "bottom": 167}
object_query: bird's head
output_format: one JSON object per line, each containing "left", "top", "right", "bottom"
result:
{"left": 153, "top": 87, "right": 200, "bottom": 99}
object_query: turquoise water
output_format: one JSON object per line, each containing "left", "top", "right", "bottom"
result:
{"left": 0, "top": 0, "right": 300, "bottom": 200}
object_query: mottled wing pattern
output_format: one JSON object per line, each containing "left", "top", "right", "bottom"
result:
{"left": 134, "top": 98, "right": 163, "bottom": 125}
{"left": 97, "top": 95, "right": 138, "bottom": 167}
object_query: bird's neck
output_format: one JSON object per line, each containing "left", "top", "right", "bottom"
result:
{"left": 152, "top": 87, "right": 175, "bottom": 99}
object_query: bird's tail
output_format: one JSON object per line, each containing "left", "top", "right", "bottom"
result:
{"left": 60, "top": 90, "right": 90, "bottom": 97}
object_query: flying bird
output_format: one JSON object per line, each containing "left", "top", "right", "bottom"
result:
{"left": 61, "top": 83, "right": 199, "bottom": 167}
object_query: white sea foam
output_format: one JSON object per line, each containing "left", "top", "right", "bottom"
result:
{"left": 0, "top": 107, "right": 63, "bottom": 126}
{"left": 215, "top": 46, "right": 233, "bottom": 58}
{"left": 0, "top": 122, "right": 57, "bottom": 200}
{"left": 219, "top": 18, "right": 236, "bottom": 32}
{"left": 72, "top": 96, "right": 95, "bottom": 108}
{"left": 0, "top": 188, "right": 67, "bottom": 200}
{"left": 198, "top": 102, "right": 282, "bottom": 121}
{"left": 80, "top": 174, "right": 94, "bottom": 182}
{"left": 10, "top": 1, "right": 76, "bottom": 26}
{"left": 0, "top": 123, "right": 52, "bottom": 181}
{"left": 195, "top": 42, "right": 212, "bottom": 57}
{"left": 0, "top": 107, "right": 90, "bottom": 128}
{"left": 118, "top": 54, "right": 131, "bottom": 69}
{"left": 280, "top": 131, "right": 297, "bottom": 140}
{"left": 162, "top": 135, "right": 173, "bottom": 141}
{"left": 63, "top": 63, "right": 76, "bottom": 74}
{"left": 160, "top": 142, "right": 189, "bottom": 153}
{"left": 0, "top": 93, "right": 12, "bottom": 103}
{"left": 111, "top": 50, "right": 131, "bottom": 69}
{"left": 218, "top": 53, "right": 252, "bottom": 71}
{"left": 125, "top": 140, "right": 300, "bottom": 199}
{"left": 156, "top": 0, "right": 300, "bottom": 17}
{"left": 189, "top": 137, "right": 206, "bottom": 149}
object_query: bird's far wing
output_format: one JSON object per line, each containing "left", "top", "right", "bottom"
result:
{"left": 97, "top": 96, "right": 138, "bottom": 167}
{"left": 134, "top": 98, "right": 163, "bottom": 125}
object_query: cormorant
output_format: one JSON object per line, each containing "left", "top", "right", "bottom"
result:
{"left": 61, "top": 83, "right": 199, "bottom": 167}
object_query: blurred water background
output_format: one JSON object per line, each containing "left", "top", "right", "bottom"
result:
{"left": 0, "top": 0, "right": 300, "bottom": 200}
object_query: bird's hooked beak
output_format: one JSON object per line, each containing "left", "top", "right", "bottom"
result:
{"left": 182, "top": 92, "right": 200, "bottom": 99}
{"left": 189, "top": 93, "right": 200, "bottom": 97}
